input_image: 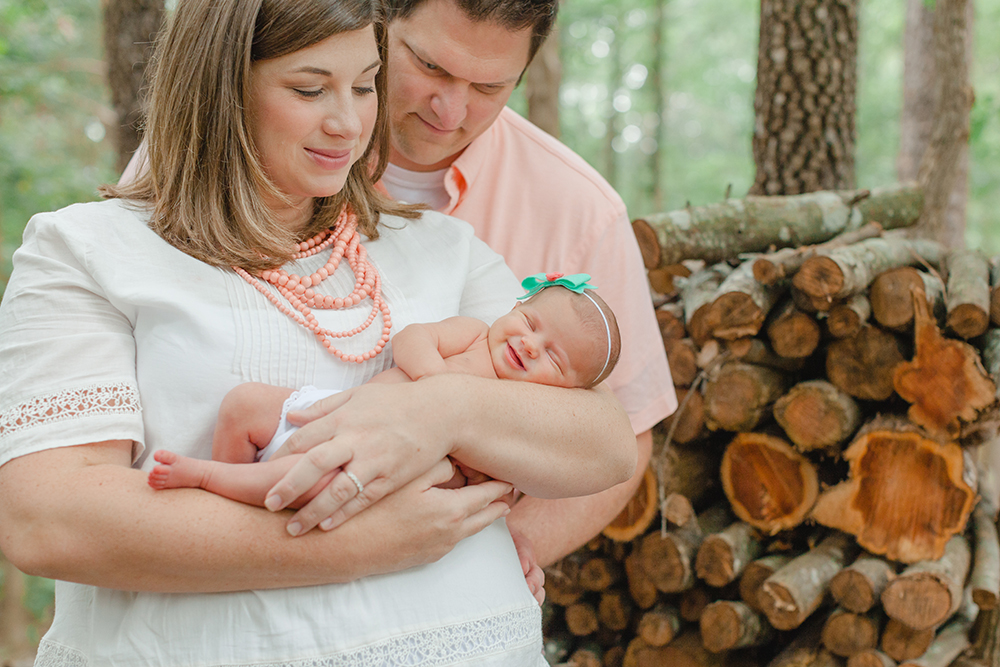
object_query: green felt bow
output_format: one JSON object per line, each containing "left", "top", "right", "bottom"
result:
{"left": 518, "top": 272, "right": 597, "bottom": 300}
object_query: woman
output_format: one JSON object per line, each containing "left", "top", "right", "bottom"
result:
{"left": 0, "top": 1, "right": 635, "bottom": 665}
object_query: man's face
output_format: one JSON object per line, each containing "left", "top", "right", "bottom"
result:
{"left": 386, "top": 0, "right": 533, "bottom": 172}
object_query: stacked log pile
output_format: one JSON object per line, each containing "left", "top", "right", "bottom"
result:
{"left": 542, "top": 184, "right": 1000, "bottom": 667}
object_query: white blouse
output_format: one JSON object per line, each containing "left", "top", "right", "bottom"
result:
{"left": 0, "top": 199, "right": 545, "bottom": 667}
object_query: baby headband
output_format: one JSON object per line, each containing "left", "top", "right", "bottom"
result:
{"left": 518, "top": 272, "right": 613, "bottom": 381}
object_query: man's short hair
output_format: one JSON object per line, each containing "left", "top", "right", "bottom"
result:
{"left": 385, "top": 0, "right": 557, "bottom": 65}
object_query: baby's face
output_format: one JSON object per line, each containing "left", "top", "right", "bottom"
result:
{"left": 488, "top": 290, "right": 600, "bottom": 388}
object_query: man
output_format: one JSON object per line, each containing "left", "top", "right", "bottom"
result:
{"left": 121, "top": 0, "right": 676, "bottom": 571}
{"left": 380, "top": 0, "right": 677, "bottom": 567}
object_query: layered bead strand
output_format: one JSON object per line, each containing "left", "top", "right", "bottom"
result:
{"left": 234, "top": 207, "right": 392, "bottom": 363}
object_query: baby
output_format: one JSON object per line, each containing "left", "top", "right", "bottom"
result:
{"left": 148, "top": 273, "right": 621, "bottom": 508}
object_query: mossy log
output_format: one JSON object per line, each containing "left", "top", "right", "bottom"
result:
{"left": 829, "top": 552, "right": 897, "bottom": 614}
{"left": 722, "top": 432, "right": 820, "bottom": 535}
{"left": 706, "top": 259, "right": 787, "bottom": 340}
{"left": 758, "top": 531, "right": 859, "bottom": 630}
{"left": 696, "top": 520, "right": 765, "bottom": 588}
{"left": 705, "top": 361, "right": 791, "bottom": 432}
{"left": 753, "top": 222, "right": 885, "bottom": 286}
{"left": 793, "top": 236, "right": 945, "bottom": 305}
{"left": 945, "top": 249, "right": 991, "bottom": 340}
{"left": 869, "top": 267, "right": 945, "bottom": 331}
{"left": 811, "top": 418, "right": 977, "bottom": 563}
{"left": 881, "top": 535, "right": 972, "bottom": 630}
{"left": 700, "top": 600, "right": 776, "bottom": 653}
{"left": 632, "top": 184, "right": 922, "bottom": 269}
{"left": 893, "top": 289, "right": 995, "bottom": 440}
{"left": 773, "top": 380, "right": 862, "bottom": 455}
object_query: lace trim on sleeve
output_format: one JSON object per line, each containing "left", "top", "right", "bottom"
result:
{"left": 0, "top": 381, "right": 141, "bottom": 438}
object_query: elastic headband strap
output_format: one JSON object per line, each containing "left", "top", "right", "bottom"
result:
{"left": 581, "top": 291, "right": 612, "bottom": 382}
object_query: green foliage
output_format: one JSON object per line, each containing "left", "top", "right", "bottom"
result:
{"left": 0, "top": 0, "right": 117, "bottom": 287}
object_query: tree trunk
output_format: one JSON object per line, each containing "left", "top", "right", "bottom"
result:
{"left": 700, "top": 600, "right": 775, "bottom": 652}
{"left": 695, "top": 521, "right": 764, "bottom": 588}
{"left": 524, "top": 27, "right": 561, "bottom": 139}
{"left": 103, "top": 0, "right": 165, "bottom": 171}
{"left": 880, "top": 535, "right": 971, "bottom": 630}
{"left": 909, "top": 0, "right": 975, "bottom": 247}
{"left": 750, "top": 0, "right": 858, "bottom": 195}
{"left": 821, "top": 607, "right": 884, "bottom": 658}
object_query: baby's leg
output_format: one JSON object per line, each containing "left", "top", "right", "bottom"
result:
{"left": 148, "top": 450, "right": 337, "bottom": 508}
{"left": 213, "top": 383, "right": 296, "bottom": 463}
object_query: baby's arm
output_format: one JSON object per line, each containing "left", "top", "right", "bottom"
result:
{"left": 390, "top": 317, "right": 489, "bottom": 381}
{"left": 212, "top": 382, "right": 296, "bottom": 463}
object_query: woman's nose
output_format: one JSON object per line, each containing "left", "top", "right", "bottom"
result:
{"left": 322, "top": 99, "right": 363, "bottom": 139}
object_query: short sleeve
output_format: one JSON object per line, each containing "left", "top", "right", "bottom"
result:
{"left": 0, "top": 211, "right": 145, "bottom": 469}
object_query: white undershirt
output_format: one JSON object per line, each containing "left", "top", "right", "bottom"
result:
{"left": 382, "top": 162, "right": 451, "bottom": 211}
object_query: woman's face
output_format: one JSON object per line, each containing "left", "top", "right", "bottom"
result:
{"left": 248, "top": 25, "right": 380, "bottom": 228}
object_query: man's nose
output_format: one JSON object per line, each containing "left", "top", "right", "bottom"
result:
{"left": 429, "top": 81, "right": 468, "bottom": 131}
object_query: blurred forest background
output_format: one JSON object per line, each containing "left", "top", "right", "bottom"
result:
{"left": 0, "top": 0, "right": 998, "bottom": 660}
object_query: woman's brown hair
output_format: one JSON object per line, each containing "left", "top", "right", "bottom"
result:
{"left": 102, "top": 0, "right": 420, "bottom": 271}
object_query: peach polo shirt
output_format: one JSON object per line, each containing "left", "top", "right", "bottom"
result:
{"left": 433, "top": 107, "right": 677, "bottom": 434}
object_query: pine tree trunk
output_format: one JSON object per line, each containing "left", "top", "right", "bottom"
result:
{"left": 750, "top": 0, "right": 858, "bottom": 195}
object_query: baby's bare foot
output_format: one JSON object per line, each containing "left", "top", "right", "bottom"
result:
{"left": 148, "top": 450, "right": 212, "bottom": 490}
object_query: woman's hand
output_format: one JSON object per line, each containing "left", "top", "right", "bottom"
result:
{"left": 265, "top": 379, "right": 463, "bottom": 535}
{"left": 509, "top": 525, "right": 545, "bottom": 605}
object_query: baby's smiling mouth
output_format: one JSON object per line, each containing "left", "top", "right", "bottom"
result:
{"left": 507, "top": 343, "right": 526, "bottom": 371}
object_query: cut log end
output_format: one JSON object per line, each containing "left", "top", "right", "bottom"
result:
{"left": 721, "top": 432, "right": 819, "bottom": 535}
{"left": 811, "top": 429, "right": 976, "bottom": 563}
{"left": 603, "top": 466, "right": 659, "bottom": 542}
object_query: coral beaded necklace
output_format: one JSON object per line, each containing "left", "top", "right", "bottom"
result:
{"left": 233, "top": 206, "right": 391, "bottom": 363}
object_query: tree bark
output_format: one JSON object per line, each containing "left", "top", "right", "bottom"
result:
{"left": 912, "top": 0, "right": 974, "bottom": 246}
{"left": 828, "top": 293, "right": 872, "bottom": 338}
{"left": 741, "top": 553, "right": 796, "bottom": 612}
{"left": 696, "top": 521, "right": 764, "bottom": 588}
{"left": 750, "top": 0, "right": 858, "bottom": 195}
{"left": 759, "top": 531, "right": 859, "bottom": 631}
{"left": 945, "top": 249, "right": 990, "bottom": 339}
{"left": 970, "top": 502, "right": 1000, "bottom": 610}
{"left": 637, "top": 603, "right": 682, "bottom": 647}
{"left": 793, "top": 236, "right": 945, "bottom": 304}
{"left": 103, "top": 0, "right": 165, "bottom": 171}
